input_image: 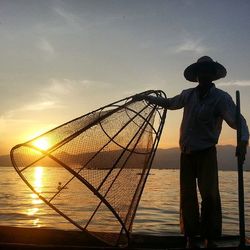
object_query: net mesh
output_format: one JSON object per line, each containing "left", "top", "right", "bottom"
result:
{"left": 10, "top": 90, "right": 167, "bottom": 246}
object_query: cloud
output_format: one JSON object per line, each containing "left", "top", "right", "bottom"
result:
{"left": 0, "top": 79, "right": 70, "bottom": 122}
{"left": 21, "top": 101, "right": 59, "bottom": 111}
{"left": 174, "top": 38, "right": 207, "bottom": 54}
{"left": 217, "top": 80, "right": 250, "bottom": 87}
{"left": 38, "top": 78, "right": 77, "bottom": 101}
{"left": 46, "top": 78, "right": 74, "bottom": 95}
{"left": 41, "top": 78, "right": 91, "bottom": 99}
{"left": 53, "top": 4, "right": 126, "bottom": 32}
{"left": 53, "top": 6, "right": 82, "bottom": 30}
{"left": 1, "top": 77, "right": 113, "bottom": 123}
{"left": 79, "top": 79, "right": 112, "bottom": 88}
{"left": 37, "top": 78, "right": 113, "bottom": 110}
{"left": 37, "top": 38, "right": 55, "bottom": 56}
{"left": 47, "top": 78, "right": 112, "bottom": 91}
{"left": 0, "top": 101, "right": 62, "bottom": 121}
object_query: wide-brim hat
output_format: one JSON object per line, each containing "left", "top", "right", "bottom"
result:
{"left": 184, "top": 56, "right": 227, "bottom": 82}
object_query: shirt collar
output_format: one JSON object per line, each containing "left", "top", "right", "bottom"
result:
{"left": 196, "top": 82, "right": 215, "bottom": 99}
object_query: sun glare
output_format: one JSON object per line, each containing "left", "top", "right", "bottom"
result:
{"left": 34, "top": 166, "right": 43, "bottom": 190}
{"left": 33, "top": 137, "right": 50, "bottom": 151}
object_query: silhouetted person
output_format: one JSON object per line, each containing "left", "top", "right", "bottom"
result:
{"left": 135, "top": 56, "right": 249, "bottom": 248}
{"left": 57, "top": 182, "right": 62, "bottom": 191}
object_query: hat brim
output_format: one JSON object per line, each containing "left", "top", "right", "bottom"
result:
{"left": 184, "top": 61, "right": 227, "bottom": 82}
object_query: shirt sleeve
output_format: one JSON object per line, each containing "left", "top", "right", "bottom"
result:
{"left": 219, "top": 94, "right": 249, "bottom": 142}
{"left": 147, "top": 90, "right": 188, "bottom": 110}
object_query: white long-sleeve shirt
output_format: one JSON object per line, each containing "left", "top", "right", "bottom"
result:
{"left": 148, "top": 85, "right": 249, "bottom": 153}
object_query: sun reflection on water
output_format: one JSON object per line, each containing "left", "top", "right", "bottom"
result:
{"left": 27, "top": 207, "right": 39, "bottom": 216}
{"left": 34, "top": 166, "right": 43, "bottom": 193}
{"left": 32, "top": 218, "right": 40, "bottom": 227}
{"left": 31, "top": 193, "right": 42, "bottom": 205}
{"left": 25, "top": 166, "right": 45, "bottom": 227}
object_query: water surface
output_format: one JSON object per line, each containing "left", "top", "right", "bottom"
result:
{"left": 0, "top": 167, "right": 249, "bottom": 236}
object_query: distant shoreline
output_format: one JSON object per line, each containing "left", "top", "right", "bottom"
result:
{"left": 1, "top": 145, "right": 249, "bottom": 171}
{"left": 2, "top": 165, "right": 248, "bottom": 172}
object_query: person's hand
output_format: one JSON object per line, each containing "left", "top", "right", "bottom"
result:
{"left": 236, "top": 140, "right": 248, "bottom": 165}
{"left": 132, "top": 94, "right": 148, "bottom": 102}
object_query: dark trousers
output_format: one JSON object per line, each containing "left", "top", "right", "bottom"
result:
{"left": 180, "top": 146, "right": 222, "bottom": 239}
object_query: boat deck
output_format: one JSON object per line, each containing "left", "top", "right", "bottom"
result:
{"left": 0, "top": 226, "right": 249, "bottom": 249}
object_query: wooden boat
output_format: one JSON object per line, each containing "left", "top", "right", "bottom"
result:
{"left": 0, "top": 226, "right": 249, "bottom": 249}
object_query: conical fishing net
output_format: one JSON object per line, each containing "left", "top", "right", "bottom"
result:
{"left": 11, "top": 90, "right": 167, "bottom": 246}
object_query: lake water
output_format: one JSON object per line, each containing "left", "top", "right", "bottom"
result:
{"left": 0, "top": 166, "right": 249, "bottom": 237}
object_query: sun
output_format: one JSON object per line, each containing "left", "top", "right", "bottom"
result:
{"left": 33, "top": 137, "right": 50, "bottom": 151}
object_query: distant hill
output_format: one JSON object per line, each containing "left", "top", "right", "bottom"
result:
{"left": 154, "top": 145, "right": 250, "bottom": 171}
{"left": 0, "top": 154, "right": 11, "bottom": 166}
{"left": 1, "top": 145, "right": 249, "bottom": 171}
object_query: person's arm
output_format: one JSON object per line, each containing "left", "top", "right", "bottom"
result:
{"left": 219, "top": 94, "right": 249, "bottom": 141}
{"left": 143, "top": 90, "right": 188, "bottom": 110}
{"left": 219, "top": 94, "right": 249, "bottom": 162}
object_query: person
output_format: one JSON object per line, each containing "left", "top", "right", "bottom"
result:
{"left": 135, "top": 56, "right": 249, "bottom": 248}
{"left": 57, "top": 182, "right": 62, "bottom": 191}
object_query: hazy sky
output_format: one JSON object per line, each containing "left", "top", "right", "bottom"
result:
{"left": 1, "top": 0, "right": 250, "bottom": 154}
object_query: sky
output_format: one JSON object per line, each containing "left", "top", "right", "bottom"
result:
{"left": 1, "top": 0, "right": 250, "bottom": 155}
